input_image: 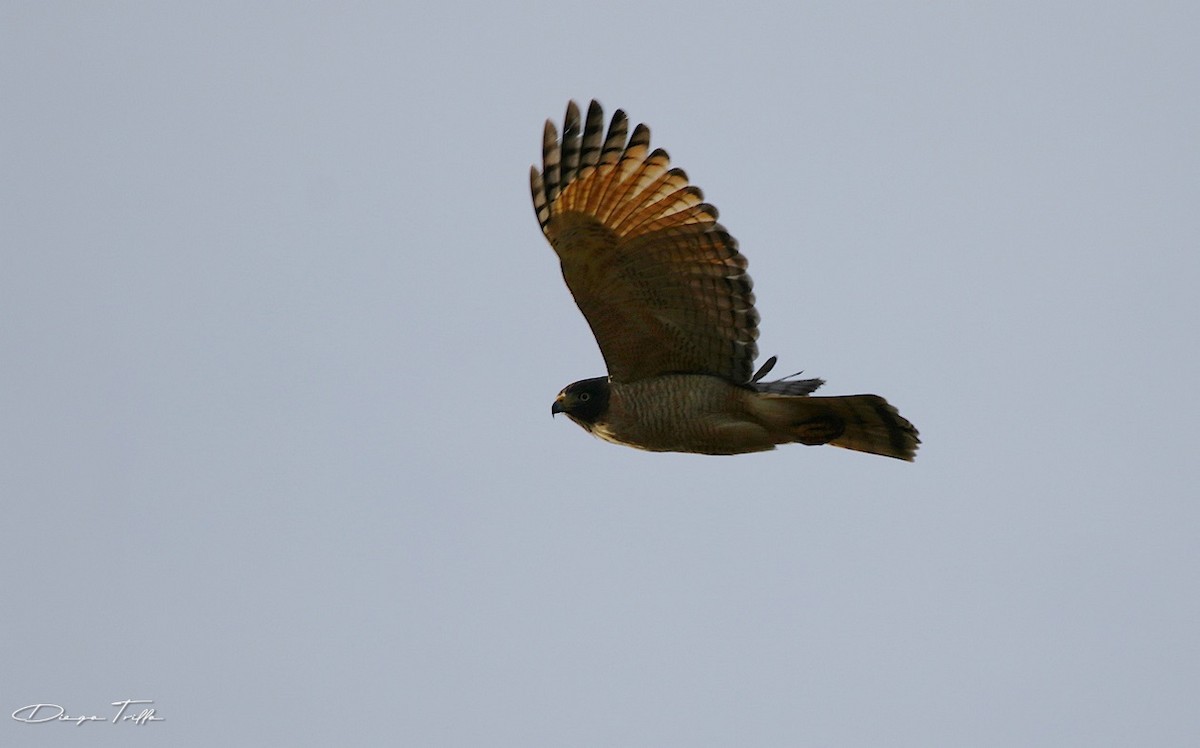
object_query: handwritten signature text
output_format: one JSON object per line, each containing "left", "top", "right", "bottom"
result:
{"left": 12, "top": 700, "right": 163, "bottom": 726}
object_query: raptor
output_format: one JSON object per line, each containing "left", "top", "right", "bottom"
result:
{"left": 532, "top": 100, "right": 919, "bottom": 459}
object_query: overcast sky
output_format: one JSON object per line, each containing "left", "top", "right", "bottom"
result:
{"left": 3, "top": 2, "right": 1198, "bottom": 746}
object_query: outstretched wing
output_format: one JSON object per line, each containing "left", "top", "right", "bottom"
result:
{"left": 530, "top": 100, "right": 760, "bottom": 384}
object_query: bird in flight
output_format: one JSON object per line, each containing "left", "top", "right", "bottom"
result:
{"left": 531, "top": 100, "right": 919, "bottom": 460}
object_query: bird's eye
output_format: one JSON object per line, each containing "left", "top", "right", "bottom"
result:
{"left": 579, "top": 392, "right": 591, "bottom": 402}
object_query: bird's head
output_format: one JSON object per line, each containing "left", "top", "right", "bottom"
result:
{"left": 551, "top": 377, "right": 610, "bottom": 429}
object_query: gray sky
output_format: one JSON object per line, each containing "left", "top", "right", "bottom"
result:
{"left": 3, "top": 2, "right": 1198, "bottom": 746}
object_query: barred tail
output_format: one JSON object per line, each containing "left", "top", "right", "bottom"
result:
{"left": 751, "top": 393, "right": 920, "bottom": 461}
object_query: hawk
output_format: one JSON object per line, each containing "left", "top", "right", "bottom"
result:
{"left": 531, "top": 100, "right": 920, "bottom": 460}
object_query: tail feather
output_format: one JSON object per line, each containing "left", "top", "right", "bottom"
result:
{"left": 751, "top": 393, "right": 920, "bottom": 461}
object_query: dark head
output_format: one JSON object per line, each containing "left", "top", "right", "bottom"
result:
{"left": 551, "top": 377, "right": 610, "bottom": 430}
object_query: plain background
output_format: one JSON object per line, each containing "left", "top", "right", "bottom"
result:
{"left": 3, "top": 2, "right": 1197, "bottom": 746}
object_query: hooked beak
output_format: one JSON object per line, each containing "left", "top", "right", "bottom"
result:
{"left": 551, "top": 395, "right": 565, "bottom": 416}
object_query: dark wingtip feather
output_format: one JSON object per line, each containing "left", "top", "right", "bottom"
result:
{"left": 542, "top": 118, "right": 561, "bottom": 203}
{"left": 530, "top": 166, "right": 550, "bottom": 231}
{"left": 560, "top": 101, "right": 583, "bottom": 185}
{"left": 580, "top": 101, "right": 605, "bottom": 169}
{"left": 628, "top": 123, "right": 651, "bottom": 151}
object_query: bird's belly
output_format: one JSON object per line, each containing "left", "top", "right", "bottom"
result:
{"left": 599, "top": 375, "right": 775, "bottom": 455}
